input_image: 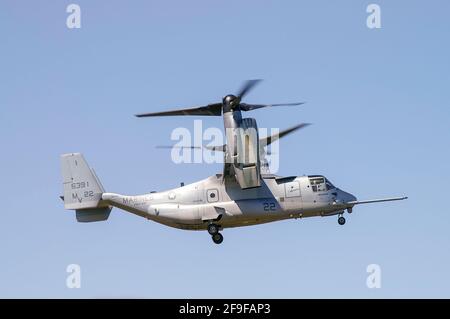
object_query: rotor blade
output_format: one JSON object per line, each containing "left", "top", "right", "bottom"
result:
{"left": 240, "top": 102, "right": 305, "bottom": 111}
{"left": 260, "top": 123, "right": 311, "bottom": 146}
{"left": 347, "top": 196, "right": 408, "bottom": 206}
{"left": 237, "top": 79, "right": 262, "bottom": 99}
{"left": 156, "top": 145, "right": 225, "bottom": 152}
{"left": 135, "top": 103, "right": 222, "bottom": 117}
{"left": 155, "top": 145, "right": 202, "bottom": 149}
{"left": 205, "top": 144, "right": 226, "bottom": 152}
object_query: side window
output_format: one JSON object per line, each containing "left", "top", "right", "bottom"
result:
{"left": 317, "top": 182, "right": 326, "bottom": 192}
{"left": 310, "top": 177, "right": 326, "bottom": 192}
{"left": 326, "top": 181, "right": 334, "bottom": 191}
{"left": 207, "top": 189, "right": 219, "bottom": 203}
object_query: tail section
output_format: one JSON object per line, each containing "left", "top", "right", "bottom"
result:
{"left": 60, "top": 153, "right": 111, "bottom": 222}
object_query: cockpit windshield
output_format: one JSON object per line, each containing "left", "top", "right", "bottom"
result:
{"left": 308, "top": 176, "right": 335, "bottom": 192}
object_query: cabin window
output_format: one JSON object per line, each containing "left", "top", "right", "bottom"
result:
{"left": 207, "top": 189, "right": 219, "bottom": 203}
{"left": 309, "top": 177, "right": 326, "bottom": 192}
{"left": 326, "top": 180, "right": 335, "bottom": 191}
{"left": 309, "top": 176, "right": 335, "bottom": 192}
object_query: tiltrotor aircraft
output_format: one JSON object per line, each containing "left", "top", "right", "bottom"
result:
{"left": 60, "top": 80, "right": 407, "bottom": 244}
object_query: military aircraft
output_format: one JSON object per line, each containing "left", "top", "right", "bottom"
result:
{"left": 60, "top": 81, "right": 407, "bottom": 244}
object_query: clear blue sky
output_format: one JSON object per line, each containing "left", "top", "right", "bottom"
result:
{"left": 1, "top": 0, "right": 449, "bottom": 298}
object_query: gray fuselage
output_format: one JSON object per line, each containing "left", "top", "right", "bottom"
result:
{"left": 101, "top": 174, "right": 356, "bottom": 230}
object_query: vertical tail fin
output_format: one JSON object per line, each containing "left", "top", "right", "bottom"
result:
{"left": 61, "top": 153, "right": 111, "bottom": 222}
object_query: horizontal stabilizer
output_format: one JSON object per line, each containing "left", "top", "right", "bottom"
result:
{"left": 76, "top": 207, "right": 112, "bottom": 222}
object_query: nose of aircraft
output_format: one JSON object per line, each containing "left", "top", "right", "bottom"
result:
{"left": 338, "top": 189, "right": 357, "bottom": 204}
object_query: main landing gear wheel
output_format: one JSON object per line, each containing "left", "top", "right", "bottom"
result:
{"left": 338, "top": 216, "right": 346, "bottom": 225}
{"left": 207, "top": 223, "right": 219, "bottom": 235}
{"left": 212, "top": 233, "right": 223, "bottom": 244}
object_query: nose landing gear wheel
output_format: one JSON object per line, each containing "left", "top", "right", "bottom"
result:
{"left": 338, "top": 216, "right": 346, "bottom": 225}
{"left": 212, "top": 233, "right": 223, "bottom": 244}
{"left": 207, "top": 223, "right": 219, "bottom": 235}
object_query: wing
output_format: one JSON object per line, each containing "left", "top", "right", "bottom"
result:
{"left": 219, "top": 123, "right": 312, "bottom": 187}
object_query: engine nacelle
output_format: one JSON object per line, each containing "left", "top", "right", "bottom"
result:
{"left": 232, "top": 118, "right": 261, "bottom": 189}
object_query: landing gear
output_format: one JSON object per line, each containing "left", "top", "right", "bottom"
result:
{"left": 207, "top": 223, "right": 219, "bottom": 235}
{"left": 338, "top": 216, "right": 346, "bottom": 225}
{"left": 212, "top": 233, "right": 223, "bottom": 244}
{"left": 207, "top": 223, "right": 223, "bottom": 244}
